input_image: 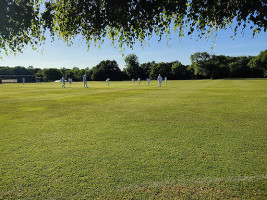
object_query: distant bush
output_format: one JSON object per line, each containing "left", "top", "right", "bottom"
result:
{"left": 42, "top": 68, "right": 61, "bottom": 81}
{"left": 0, "top": 78, "right": 2, "bottom": 84}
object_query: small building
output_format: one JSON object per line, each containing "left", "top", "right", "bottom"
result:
{"left": 0, "top": 75, "right": 38, "bottom": 83}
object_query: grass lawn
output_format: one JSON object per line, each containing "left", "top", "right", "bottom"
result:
{"left": 0, "top": 79, "right": 266, "bottom": 199}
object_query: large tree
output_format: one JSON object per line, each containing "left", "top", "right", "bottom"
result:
{"left": 150, "top": 62, "right": 173, "bottom": 79}
{"left": 140, "top": 61, "right": 155, "bottom": 79}
{"left": 91, "top": 60, "right": 122, "bottom": 81}
{"left": 124, "top": 54, "right": 141, "bottom": 79}
{"left": 229, "top": 56, "right": 254, "bottom": 78}
{"left": 1, "top": 0, "right": 266, "bottom": 56}
{"left": 42, "top": 68, "right": 62, "bottom": 81}
{"left": 248, "top": 50, "right": 267, "bottom": 77}
{"left": 171, "top": 61, "right": 192, "bottom": 80}
{"left": 191, "top": 53, "right": 229, "bottom": 79}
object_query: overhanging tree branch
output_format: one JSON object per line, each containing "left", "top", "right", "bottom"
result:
{"left": 1, "top": 0, "right": 266, "bottom": 56}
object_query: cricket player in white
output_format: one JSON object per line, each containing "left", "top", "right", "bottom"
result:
{"left": 22, "top": 77, "right": 25, "bottom": 85}
{"left": 147, "top": 78, "right": 150, "bottom": 85}
{"left": 165, "top": 76, "right": 167, "bottom": 85}
{"left": 83, "top": 75, "right": 88, "bottom": 88}
{"left": 157, "top": 74, "right": 162, "bottom": 87}
{"left": 106, "top": 78, "right": 110, "bottom": 85}
{"left": 62, "top": 77, "right": 66, "bottom": 88}
{"left": 137, "top": 78, "right": 141, "bottom": 85}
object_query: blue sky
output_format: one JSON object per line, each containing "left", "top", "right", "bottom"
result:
{"left": 1, "top": 24, "right": 267, "bottom": 70}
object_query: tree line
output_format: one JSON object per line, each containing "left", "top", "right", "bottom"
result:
{"left": 0, "top": 50, "right": 266, "bottom": 82}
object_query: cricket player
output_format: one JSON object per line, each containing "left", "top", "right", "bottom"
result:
{"left": 62, "top": 77, "right": 66, "bottom": 88}
{"left": 157, "top": 74, "right": 162, "bottom": 87}
{"left": 137, "top": 78, "right": 141, "bottom": 85}
{"left": 22, "top": 77, "right": 25, "bottom": 85}
{"left": 83, "top": 74, "right": 88, "bottom": 88}
{"left": 165, "top": 76, "right": 167, "bottom": 85}
{"left": 147, "top": 78, "right": 150, "bottom": 85}
{"left": 106, "top": 78, "right": 110, "bottom": 85}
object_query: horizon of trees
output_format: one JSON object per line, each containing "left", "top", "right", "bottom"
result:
{"left": 0, "top": 50, "right": 266, "bottom": 82}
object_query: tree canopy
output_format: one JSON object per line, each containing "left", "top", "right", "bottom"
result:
{"left": 248, "top": 50, "right": 267, "bottom": 77}
{"left": 1, "top": 0, "right": 266, "bottom": 56}
{"left": 0, "top": 0, "right": 43, "bottom": 56}
{"left": 91, "top": 60, "right": 122, "bottom": 81}
{"left": 124, "top": 54, "right": 141, "bottom": 79}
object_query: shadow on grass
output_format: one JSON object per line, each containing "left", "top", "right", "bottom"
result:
{"left": 97, "top": 175, "right": 267, "bottom": 199}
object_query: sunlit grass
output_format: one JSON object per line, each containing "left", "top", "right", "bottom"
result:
{"left": 0, "top": 79, "right": 266, "bottom": 199}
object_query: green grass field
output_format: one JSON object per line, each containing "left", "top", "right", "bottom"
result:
{"left": 1, "top": 79, "right": 266, "bottom": 199}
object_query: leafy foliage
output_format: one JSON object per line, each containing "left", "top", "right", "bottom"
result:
{"left": 0, "top": 66, "right": 13, "bottom": 75}
{"left": 248, "top": 50, "right": 267, "bottom": 77}
{"left": 91, "top": 60, "right": 122, "bottom": 81}
{"left": 229, "top": 56, "right": 254, "bottom": 78}
{"left": 171, "top": 61, "right": 193, "bottom": 79}
{"left": 1, "top": 0, "right": 266, "bottom": 55}
{"left": 0, "top": 65, "right": 38, "bottom": 75}
{"left": 140, "top": 62, "right": 155, "bottom": 79}
{"left": 42, "top": 68, "right": 61, "bottom": 81}
{"left": 149, "top": 62, "right": 173, "bottom": 79}
{"left": 191, "top": 52, "right": 255, "bottom": 79}
{"left": 1, "top": 50, "right": 266, "bottom": 80}
{"left": 0, "top": 0, "right": 44, "bottom": 57}
{"left": 71, "top": 67, "right": 84, "bottom": 81}
{"left": 124, "top": 54, "right": 141, "bottom": 79}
